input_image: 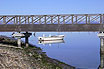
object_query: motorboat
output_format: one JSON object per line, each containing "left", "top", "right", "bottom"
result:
{"left": 38, "top": 35, "right": 64, "bottom": 41}
{"left": 38, "top": 40, "right": 64, "bottom": 44}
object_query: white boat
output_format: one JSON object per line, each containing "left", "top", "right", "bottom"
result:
{"left": 38, "top": 40, "right": 64, "bottom": 44}
{"left": 38, "top": 35, "right": 64, "bottom": 41}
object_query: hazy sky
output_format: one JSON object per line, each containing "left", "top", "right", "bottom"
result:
{"left": 0, "top": 0, "right": 104, "bottom": 15}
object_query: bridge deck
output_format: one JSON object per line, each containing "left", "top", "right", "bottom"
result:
{"left": 0, "top": 24, "right": 103, "bottom": 32}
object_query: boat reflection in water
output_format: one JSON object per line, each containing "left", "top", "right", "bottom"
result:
{"left": 38, "top": 40, "right": 64, "bottom": 45}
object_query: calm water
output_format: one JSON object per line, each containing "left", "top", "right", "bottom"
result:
{"left": 0, "top": 32, "right": 100, "bottom": 69}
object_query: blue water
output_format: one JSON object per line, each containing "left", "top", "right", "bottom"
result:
{"left": 0, "top": 32, "right": 100, "bottom": 69}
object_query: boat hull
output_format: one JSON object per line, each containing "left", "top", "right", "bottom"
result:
{"left": 38, "top": 37, "right": 64, "bottom": 41}
{"left": 38, "top": 40, "right": 64, "bottom": 44}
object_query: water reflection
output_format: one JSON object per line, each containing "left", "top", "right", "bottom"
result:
{"left": 98, "top": 53, "right": 104, "bottom": 69}
{"left": 38, "top": 40, "right": 64, "bottom": 45}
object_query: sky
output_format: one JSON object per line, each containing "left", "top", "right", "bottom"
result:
{"left": 0, "top": 0, "right": 104, "bottom": 15}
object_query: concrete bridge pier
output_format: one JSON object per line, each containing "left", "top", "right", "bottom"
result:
{"left": 98, "top": 32, "right": 104, "bottom": 52}
{"left": 12, "top": 32, "right": 32, "bottom": 47}
{"left": 100, "top": 37, "right": 104, "bottom": 52}
{"left": 98, "top": 32, "right": 104, "bottom": 69}
{"left": 12, "top": 32, "right": 24, "bottom": 47}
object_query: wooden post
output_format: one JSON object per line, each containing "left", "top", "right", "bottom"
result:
{"left": 100, "top": 14, "right": 102, "bottom": 24}
{"left": 63, "top": 16, "right": 65, "bottom": 24}
{"left": 44, "top": 15, "right": 46, "bottom": 24}
{"left": 14, "top": 17, "right": 16, "bottom": 24}
{"left": 3, "top": 16, "right": 6, "bottom": 24}
{"left": 25, "top": 16, "right": 26, "bottom": 24}
{"left": 88, "top": 15, "right": 90, "bottom": 24}
{"left": 16, "top": 16, "right": 18, "bottom": 24}
{"left": 25, "top": 36, "right": 29, "bottom": 47}
{"left": 32, "top": 16, "right": 34, "bottom": 24}
{"left": 51, "top": 16, "right": 53, "bottom": 24}
{"left": 23, "top": 32, "right": 32, "bottom": 47}
{"left": 39, "top": 16, "right": 41, "bottom": 24}
{"left": 86, "top": 15, "right": 88, "bottom": 24}
{"left": 19, "top": 16, "right": 21, "bottom": 24}
{"left": 76, "top": 16, "right": 77, "bottom": 24}
{"left": 72, "top": 15, "right": 74, "bottom": 24}
{"left": 58, "top": 15, "right": 60, "bottom": 24}
{"left": 28, "top": 16, "right": 30, "bottom": 24}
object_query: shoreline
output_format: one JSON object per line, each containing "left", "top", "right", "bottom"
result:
{"left": 0, "top": 35, "right": 75, "bottom": 69}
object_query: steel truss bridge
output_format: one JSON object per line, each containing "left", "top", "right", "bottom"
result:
{"left": 0, "top": 14, "right": 104, "bottom": 32}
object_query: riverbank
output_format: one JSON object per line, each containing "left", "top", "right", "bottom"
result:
{"left": 0, "top": 35, "right": 75, "bottom": 69}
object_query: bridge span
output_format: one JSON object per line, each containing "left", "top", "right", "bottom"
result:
{"left": 0, "top": 14, "right": 104, "bottom": 32}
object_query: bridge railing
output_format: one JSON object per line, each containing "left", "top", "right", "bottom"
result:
{"left": 0, "top": 14, "right": 104, "bottom": 24}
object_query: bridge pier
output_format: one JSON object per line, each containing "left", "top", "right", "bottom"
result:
{"left": 98, "top": 32, "right": 104, "bottom": 52}
{"left": 98, "top": 32, "right": 104, "bottom": 69}
{"left": 12, "top": 32, "right": 32, "bottom": 47}
{"left": 12, "top": 32, "right": 25, "bottom": 47}
{"left": 100, "top": 37, "right": 104, "bottom": 52}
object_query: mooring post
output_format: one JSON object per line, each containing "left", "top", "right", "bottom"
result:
{"left": 25, "top": 36, "right": 29, "bottom": 47}
{"left": 23, "top": 32, "right": 32, "bottom": 47}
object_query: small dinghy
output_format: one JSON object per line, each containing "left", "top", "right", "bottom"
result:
{"left": 38, "top": 35, "right": 64, "bottom": 41}
{"left": 38, "top": 40, "right": 64, "bottom": 44}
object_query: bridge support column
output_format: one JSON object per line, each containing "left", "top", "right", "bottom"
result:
{"left": 23, "top": 32, "right": 32, "bottom": 47}
{"left": 98, "top": 32, "right": 104, "bottom": 52}
{"left": 12, "top": 32, "right": 25, "bottom": 47}
{"left": 98, "top": 32, "right": 104, "bottom": 69}
{"left": 100, "top": 37, "right": 104, "bottom": 52}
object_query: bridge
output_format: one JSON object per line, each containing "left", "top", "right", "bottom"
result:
{"left": 0, "top": 14, "right": 104, "bottom": 32}
{"left": 1, "top": 14, "right": 104, "bottom": 68}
